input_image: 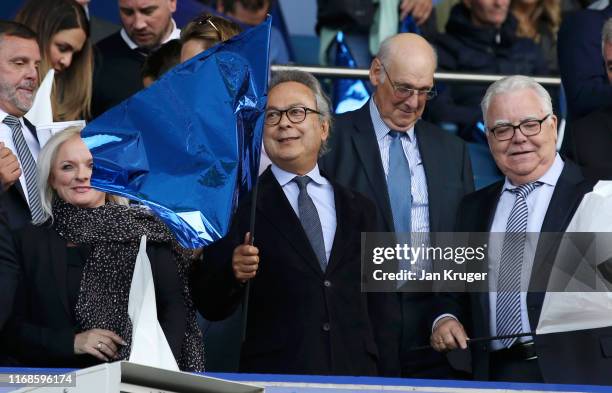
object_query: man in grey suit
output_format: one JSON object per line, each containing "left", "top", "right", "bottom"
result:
{"left": 320, "top": 33, "right": 474, "bottom": 378}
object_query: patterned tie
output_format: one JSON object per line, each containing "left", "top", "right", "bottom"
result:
{"left": 3, "top": 115, "right": 44, "bottom": 222}
{"left": 294, "top": 176, "right": 327, "bottom": 272}
{"left": 387, "top": 131, "right": 412, "bottom": 233}
{"left": 496, "top": 181, "right": 542, "bottom": 348}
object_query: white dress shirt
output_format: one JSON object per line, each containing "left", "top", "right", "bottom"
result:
{"left": 0, "top": 109, "right": 40, "bottom": 205}
{"left": 369, "top": 98, "right": 430, "bottom": 233}
{"left": 270, "top": 164, "right": 337, "bottom": 262}
{"left": 120, "top": 19, "right": 181, "bottom": 50}
{"left": 487, "top": 154, "right": 564, "bottom": 350}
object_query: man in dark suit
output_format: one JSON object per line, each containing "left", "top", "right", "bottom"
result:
{"left": 0, "top": 21, "right": 43, "bottom": 231}
{"left": 319, "top": 33, "right": 474, "bottom": 378}
{"left": 193, "top": 70, "right": 400, "bottom": 376}
{"left": 558, "top": 5, "right": 612, "bottom": 122}
{"left": 431, "top": 76, "right": 606, "bottom": 384}
{"left": 92, "top": 0, "right": 180, "bottom": 118}
{"left": 567, "top": 19, "right": 612, "bottom": 178}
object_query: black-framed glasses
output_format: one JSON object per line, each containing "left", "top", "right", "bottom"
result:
{"left": 488, "top": 114, "right": 552, "bottom": 141}
{"left": 380, "top": 61, "right": 437, "bottom": 100}
{"left": 264, "top": 106, "right": 321, "bottom": 126}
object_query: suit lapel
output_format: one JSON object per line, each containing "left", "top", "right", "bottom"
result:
{"left": 325, "top": 184, "right": 355, "bottom": 275}
{"left": 47, "top": 227, "right": 71, "bottom": 317}
{"left": 12, "top": 181, "right": 27, "bottom": 204}
{"left": 415, "top": 123, "right": 441, "bottom": 231}
{"left": 529, "top": 161, "right": 590, "bottom": 294}
{"left": 473, "top": 183, "right": 503, "bottom": 337}
{"left": 257, "top": 169, "right": 325, "bottom": 277}
{"left": 350, "top": 103, "right": 395, "bottom": 231}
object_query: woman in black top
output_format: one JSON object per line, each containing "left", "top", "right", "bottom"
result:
{"left": 5, "top": 127, "right": 204, "bottom": 370}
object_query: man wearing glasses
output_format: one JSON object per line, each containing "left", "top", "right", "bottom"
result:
{"left": 320, "top": 33, "right": 474, "bottom": 378}
{"left": 431, "top": 75, "right": 602, "bottom": 384}
{"left": 194, "top": 70, "right": 399, "bottom": 376}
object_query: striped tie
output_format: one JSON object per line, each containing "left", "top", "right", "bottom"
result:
{"left": 3, "top": 115, "right": 44, "bottom": 222}
{"left": 496, "top": 181, "right": 541, "bottom": 348}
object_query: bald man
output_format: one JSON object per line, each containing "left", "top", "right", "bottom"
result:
{"left": 320, "top": 33, "right": 474, "bottom": 378}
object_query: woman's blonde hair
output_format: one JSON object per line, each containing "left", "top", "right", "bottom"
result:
{"left": 180, "top": 13, "right": 242, "bottom": 52}
{"left": 512, "top": 0, "right": 561, "bottom": 43}
{"left": 16, "top": 0, "right": 93, "bottom": 121}
{"left": 36, "top": 126, "right": 127, "bottom": 225}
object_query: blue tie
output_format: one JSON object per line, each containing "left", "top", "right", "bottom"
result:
{"left": 496, "top": 182, "right": 542, "bottom": 348}
{"left": 294, "top": 176, "right": 327, "bottom": 272}
{"left": 387, "top": 131, "right": 412, "bottom": 233}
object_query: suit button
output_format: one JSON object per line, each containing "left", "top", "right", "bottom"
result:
{"left": 322, "top": 323, "right": 331, "bottom": 331}
{"left": 324, "top": 280, "right": 331, "bottom": 287}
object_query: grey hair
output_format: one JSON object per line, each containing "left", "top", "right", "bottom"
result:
{"left": 35, "top": 126, "right": 127, "bottom": 225}
{"left": 269, "top": 70, "right": 333, "bottom": 155}
{"left": 375, "top": 34, "right": 438, "bottom": 84}
{"left": 603, "top": 18, "right": 612, "bottom": 54}
{"left": 480, "top": 75, "right": 553, "bottom": 127}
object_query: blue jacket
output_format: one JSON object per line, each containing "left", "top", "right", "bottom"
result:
{"left": 558, "top": 5, "right": 612, "bottom": 121}
{"left": 426, "top": 4, "right": 548, "bottom": 140}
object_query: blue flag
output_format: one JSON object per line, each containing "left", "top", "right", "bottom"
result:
{"left": 82, "top": 18, "right": 271, "bottom": 249}
{"left": 333, "top": 32, "right": 371, "bottom": 114}
{"left": 399, "top": 15, "right": 422, "bottom": 35}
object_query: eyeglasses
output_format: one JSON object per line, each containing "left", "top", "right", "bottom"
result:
{"left": 488, "top": 114, "right": 552, "bottom": 141}
{"left": 380, "top": 62, "right": 437, "bottom": 100}
{"left": 264, "top": 106, "right": 321, "bottom": 126}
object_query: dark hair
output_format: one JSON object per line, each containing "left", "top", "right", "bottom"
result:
{"left": 180, "top": 13, "right": 241, "bottom": 50}
{"left": 0, "top": 20, "right": 38, "bottom": 41}
{"left": 15, "top": 0, "right": 92, "bottom": 121}
{"left": 142, "top": 39, "right": 182, "bottom": 80}
{"left": 220, "top": 0, "right": 269, "bottom": 13}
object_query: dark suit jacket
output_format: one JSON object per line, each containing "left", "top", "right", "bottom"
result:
{"left": 193, "top": 168, "right": 401, "bottom": 376}
{"left": 438, "top": 160, "right": 611, "bottom": 384}
{"left": 0, "top": 118, "right": 39, "bottom": 231}
{"left": 319, "top": 101, "right": 474, "bottom": 377}
{"left": 319, "top": 101, "right": 474, "bottom": 234}
{"left": 92, "top": 31, "right": 145, "bottom": 118}
{"left": 558, "top": 5, "right": 612, "bottom": 121}
{"left": 0, "top": 208, "right": 17, "bottom": 332}
{"left": 567, "top": 107, "right": 612, "bottom": 179}
{"left": 3, "top": 224, "right": 187, "bottom": 368}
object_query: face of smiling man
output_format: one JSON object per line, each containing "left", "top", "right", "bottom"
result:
{"left": 0, "top": 34, "right": 40, "bottom": 117}
{"left": 485, "top": 88, "right": 557, "bottom": 185}
{"left": 263, "top": 81, "right": 329, "bottom": 176}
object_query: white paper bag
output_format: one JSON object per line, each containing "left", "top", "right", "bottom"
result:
{"left": 536, "top": 181, "right": 612, "bottom": 335}
{"left": 128, "top": 235, "right": 180, "bottom": 371}
{"left": 25, "top": 69, "right": 54, "bottom": 126}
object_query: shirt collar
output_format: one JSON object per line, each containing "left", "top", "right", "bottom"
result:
{"left": 369, "top": 98, "right": 415, "bottom": 142}
{"left": 271, "top": 163, "right": 329, "bottom": 187}
{"left": 503, "top": 153, "right": 564, "bottom": 191}
{"left": 0, "top": 108, "right": 23, "bottom": 124}
{"left": 120, "top": 19, "right": 180, "bottom": 50}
